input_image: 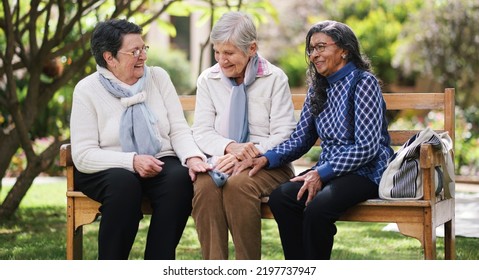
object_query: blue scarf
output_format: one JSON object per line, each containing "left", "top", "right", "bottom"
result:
{"left": 98, "top": 66, "right": 162, "bottom": 156}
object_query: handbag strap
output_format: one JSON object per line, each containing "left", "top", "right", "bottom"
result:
{"left": 439, "top": 133, "right": 455, "bottom": 198}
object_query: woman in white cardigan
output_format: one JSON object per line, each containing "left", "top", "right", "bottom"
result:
{"left": 191, "top": 12, "right": 296, "bottom": 259}
{"left": 70, "top": 19, "right": 210, "bottom": 260}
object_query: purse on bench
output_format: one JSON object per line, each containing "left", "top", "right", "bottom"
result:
{"left": 379, "top": 127, "right": 455, "bottom": 200}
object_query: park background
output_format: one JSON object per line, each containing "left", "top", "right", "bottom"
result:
{"left": 1, "top": 0, "right": 478, "bottom": 260}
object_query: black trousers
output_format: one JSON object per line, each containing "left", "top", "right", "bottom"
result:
{"left": 268, "top": 172, "right": 378, "bottom": 260}
{"left": 74, "top": 156, "right": 193, "bottom": 260}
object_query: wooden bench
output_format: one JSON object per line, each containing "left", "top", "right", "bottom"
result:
{"left": 59, "top": 88, "right": 456, "bottom": 260}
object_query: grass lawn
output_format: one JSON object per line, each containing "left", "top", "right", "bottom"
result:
{"left": 1, "top": 179, "right": 478, "bottom": 260}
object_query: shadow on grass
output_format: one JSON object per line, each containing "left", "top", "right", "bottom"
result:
{"left": 0, "top": 206, "right": 66, "bottom": 260}
{"left": 332, "top": 221, "right": 426, "bottom": 260}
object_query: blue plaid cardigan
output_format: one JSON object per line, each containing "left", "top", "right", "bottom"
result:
{"left": 264, "top": 62, "right": 393, "bottom": 185}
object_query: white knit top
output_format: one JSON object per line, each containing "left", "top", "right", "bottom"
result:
{"left": 192, "top": 60, "right": 297, "bottom": 156}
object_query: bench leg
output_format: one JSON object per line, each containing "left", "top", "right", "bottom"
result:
{"left": 67, "top": 226, "right": 84, "bottom": 260}
{"left": 67, "top": 198, "right": 83, "bottom": 260}
{"left": 397, "top": 222, "right": 436, "bottom": 260}
{"left": 422, "top": 223, "right": 436, "bottom": 260}
{"left": 444, "top": 218, "right": 456, "bottom": 260}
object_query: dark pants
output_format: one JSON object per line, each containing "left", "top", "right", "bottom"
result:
{"left": 268, "top": 172, "right": 378, "bottom": 260}
{"left": 74, "top": 156, "right": 193, "bottom": 260}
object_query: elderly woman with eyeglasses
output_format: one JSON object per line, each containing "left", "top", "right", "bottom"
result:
{"left": 237, "top": 20, "right": 394, "bottom": 259}
{"left": 191, "top": 11, "right": 296, "bottom": 260}
{"left": 70, "top": 19, "right": 210, "bottom": 260}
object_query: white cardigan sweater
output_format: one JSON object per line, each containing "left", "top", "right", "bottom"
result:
{"left": 70, "top": 66, "right": 206, "bottom": 174}
{"left": 192, "top": 60, "right": 296, "bottom": 157}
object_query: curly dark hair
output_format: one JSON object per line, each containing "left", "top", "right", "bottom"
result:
{"left": 91, "top": 19, "right": 142, "bottom": 68}
{"left": 305, "top": 20, "right": 372, "bottom": 115}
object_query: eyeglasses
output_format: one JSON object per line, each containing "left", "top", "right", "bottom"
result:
{"left": 306, "top": 42, "right": 336, "bottom": 56}
{"left": 117, "top": 45, "right": 149, "bottom": 58}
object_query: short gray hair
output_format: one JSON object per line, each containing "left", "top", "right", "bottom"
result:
{"left": 210, "top": 11, "right": 257, "bottom": 54}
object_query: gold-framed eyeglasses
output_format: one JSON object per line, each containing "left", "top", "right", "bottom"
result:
{"left": 117, "top": 45, "right": 149, "bottom": 58}
{"left": 307, "top": 42, "right": 336, "bottom": 56}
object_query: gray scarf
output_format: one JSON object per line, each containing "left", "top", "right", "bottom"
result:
{"left": 226, "top": 54, "right": 259, "bottom": 143}
{"left": 98, "top": 66, "right": 162, "bottom": 156}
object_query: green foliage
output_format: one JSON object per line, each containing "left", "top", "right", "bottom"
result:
{"left": 389, "top": 106, "right": 479, "bottom": 177}
{"left": 31, "top": 86, "right": 74, "bottom": 139}
{"left": 168, "top": 0, "right": 278, "bottom": 29}
{"left": 147, "top": 48, "right": 194, "bottom": 95}
{"left": 308, "top": 0, "right": 424, "bottom": 86}
{"left": 301, "top": 146, "right": 322, "bottom": 164}
{"left": 277, "top": 46, "right": 308, "bottom": 87}
{"left": 345, "top": 9, "right": 402, "bottom": 83}
{"left": 454, "top": 106, "right": 479, "bottom": 176}
{"left": 393, "top": 0, "right": 479, "bottom": 109}
{"left": 316, "top": 0, "right": 424, "bottom": 24}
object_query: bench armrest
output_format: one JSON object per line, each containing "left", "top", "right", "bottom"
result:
{"left": 420, "top": 143, "right": 454, "bottom": 201}
{"left": 60, "top": 143, "right": 73, "bottom": 167}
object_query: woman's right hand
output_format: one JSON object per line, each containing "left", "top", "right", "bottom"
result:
{"left": 133, "top": 154, "right": 164, "bottom": 178}
{"left": 214, "top": 154, "right": 238, "bottom": 174}
{"left": 291, "top": 170, "right": 323, "bottom": 206}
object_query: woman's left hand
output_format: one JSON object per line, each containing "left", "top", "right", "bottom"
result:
{"left": 225, "top": 142, "right": 261, "bottom": 161}
{"left": 291, "top": 170, "right": 323, "bottom": 206}
{"left": 186, "top": 157, "right": 212, "bottom": 181}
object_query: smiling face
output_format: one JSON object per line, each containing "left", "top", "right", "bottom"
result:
{"left": 103, "top": 33, "right": 147, "bottom": 85}
{"left": 213, "top": 42, "right": 256, "bottom": 84}
{"left": 308, "top": 32, "right": 347, "bottom": 77}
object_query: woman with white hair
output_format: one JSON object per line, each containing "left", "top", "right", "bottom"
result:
{"left": 191, "top": 11, "right": 296, "bottom": 259}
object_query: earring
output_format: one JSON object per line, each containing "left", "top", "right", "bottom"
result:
{"left": 341, "top": 54, "right": 347, "bottom": 59}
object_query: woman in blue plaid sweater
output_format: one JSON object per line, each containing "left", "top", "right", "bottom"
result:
{"left": 234, "top": 20, "right": 394, "bottom": 259}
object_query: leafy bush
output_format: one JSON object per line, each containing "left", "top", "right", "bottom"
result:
{"left": 454, "top": 106, "right": 479, "bottom": 176}
{"left": 147, "top": 48, "right": 194, "bottom": 95}
{"left": 277, "top": 47, "right": 308, "bottom": 88}
{"left": 389, "top": 107, "right": 479, "bottom": 176}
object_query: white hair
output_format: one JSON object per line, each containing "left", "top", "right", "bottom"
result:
{"left": 210, "top": 11, "right": 258, "bottom": 54}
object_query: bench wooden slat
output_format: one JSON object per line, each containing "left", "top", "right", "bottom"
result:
{"left": 61, "top": 88, "right": 456, "bottom": 260}
{"left": 389, "top": 130, "right": 447, "bottom": 146}
{"left": 177, "top": 95, "right": 196, "bottom": 111}
{"left": 383, "top": 92, "right": 446, "bottom": 110}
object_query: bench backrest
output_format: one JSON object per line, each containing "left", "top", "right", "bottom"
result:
{"left": 61, "top": 88, "right": 455, "bottom": 179}
{"left": 179, "top": 88, "right": 455, "bottom": 147}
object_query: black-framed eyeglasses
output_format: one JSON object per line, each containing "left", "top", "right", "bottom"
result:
{"left": 306, "top": 42, "right": 336, "bottom": 56}
{"left": 117, "top": 45, "right": 149, "bottom": 58}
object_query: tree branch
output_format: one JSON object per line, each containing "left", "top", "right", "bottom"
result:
{"left": 140, "top": 0, "right": 180, "bottom": 28}
{"left": 28, "top": 0, "right": 40, "bottom": 55}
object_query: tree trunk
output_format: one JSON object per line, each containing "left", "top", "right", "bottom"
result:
{"left": 0, "top": 165, "right": 39, "bottom": 219}
{"left": 0, "top": 140, "right": 67, "bottom": 219}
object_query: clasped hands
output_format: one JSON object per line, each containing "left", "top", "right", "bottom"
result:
{"left": 223, "top": 142, "right": 264, "bottom": 176}
{"left": 225, "top": 141, "right": 323, "bottom": 206}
